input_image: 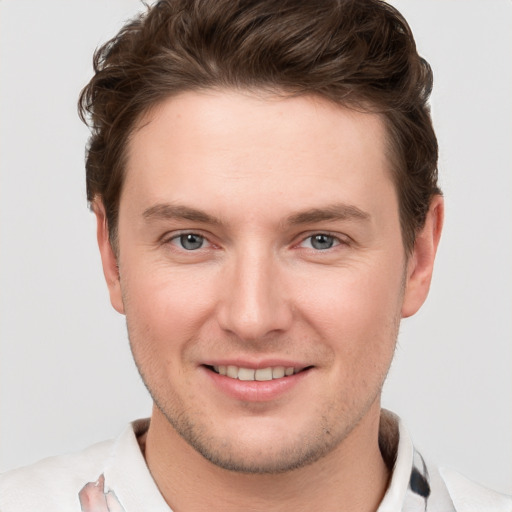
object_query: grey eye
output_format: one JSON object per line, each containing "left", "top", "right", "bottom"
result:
{"left": 179, "top": 233, "right": 205, "bottom": 250}
{"left": 310, "top": 234, "right": 335, "bottom": 250}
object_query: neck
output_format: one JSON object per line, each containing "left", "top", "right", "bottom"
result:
{"left": 143, "top": 403, "right": 390, "bottom": 512}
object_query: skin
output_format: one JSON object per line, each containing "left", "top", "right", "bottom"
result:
{"left": 95, "top": 90, "right": 443, "bottom": 512}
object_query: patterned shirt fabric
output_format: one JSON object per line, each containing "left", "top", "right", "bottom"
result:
{"left": 377, "top": 411, "right": 455, "bottom": 512}
{"left": 0, "top": 411, "right": 510, "bottom": 511}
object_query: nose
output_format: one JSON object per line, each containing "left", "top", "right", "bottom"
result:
{"left": 217, "top": 247, "right": 293, "bottom": 342}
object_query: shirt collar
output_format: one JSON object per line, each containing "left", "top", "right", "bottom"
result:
{"left": 103, "top": 413, "right": 455, "bottom": 512}
{"left": 377, "top": 410, "right": 455, "bottom": 512}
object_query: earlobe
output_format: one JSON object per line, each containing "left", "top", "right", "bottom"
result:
{"left": 93, "top": 200, "right": 125, "bottom": 315}
{"left": 401, "top": 195, "right": 444, "bottom": 318}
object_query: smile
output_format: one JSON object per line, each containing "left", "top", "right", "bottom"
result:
{"left": 210, "top": 365, "right": 301, "bottom": 381}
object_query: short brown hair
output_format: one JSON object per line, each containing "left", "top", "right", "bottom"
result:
{"left": 79, "top": 0, "right": 440, "bottom": 252}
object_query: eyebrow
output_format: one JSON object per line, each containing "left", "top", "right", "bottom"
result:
{"left": 286, "top": 203, "right": 370, "bottom": 225}
{"left": 142, "top": 203, "right": 222, "bottom": 225}
{"left": 142, "top": 202, "right": 370, "bottom": 227}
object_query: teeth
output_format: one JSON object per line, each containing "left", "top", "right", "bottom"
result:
{"left": 227, "top": 365, "right": 238, "bottom": 378}
{"left": 238, "top": 368, "right": 255, "bottom": 381}
{"left": 212, "top": 365, "right": 298, "bottom": 381}
{"left": 272, "top": 366, "right": 285, "bottom": 378}
{"left": 255, "top": 368, "right": 272, "bottom": 381}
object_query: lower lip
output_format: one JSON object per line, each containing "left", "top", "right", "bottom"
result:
{"left": 202, "top": 366, "right": 311, "bottom": 402}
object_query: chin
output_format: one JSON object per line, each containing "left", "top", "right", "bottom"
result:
{"left": 178, "top": 428, "right": 339, "bottom": 474}
{"left": 155, "top": 398, "right": 355, "bottom": 474}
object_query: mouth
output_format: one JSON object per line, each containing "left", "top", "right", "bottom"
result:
{"left": 205, "top": 364, "right": 311, "bottom": 382}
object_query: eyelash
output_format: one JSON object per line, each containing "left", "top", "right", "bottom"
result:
{"left": 164, "top": 231, "right": 348, "bottom": 252}
{"left": 298, "top": 233, "right": 345, "bottom": 251}
{"left": 166, "top": 232, "right": 212, "bottom": 251}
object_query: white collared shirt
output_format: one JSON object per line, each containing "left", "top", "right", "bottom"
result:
{"left": 1, "top": 412, "right": 510, "bottom": 511}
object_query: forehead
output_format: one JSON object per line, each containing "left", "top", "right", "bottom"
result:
{"left": 122, "top": 90, "right": 396, "bottom": 221}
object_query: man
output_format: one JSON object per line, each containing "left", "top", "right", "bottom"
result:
{"left": 0, "top": 0, "right": 510, "bottom": 510}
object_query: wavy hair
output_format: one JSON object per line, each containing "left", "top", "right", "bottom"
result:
{"left": 79, "top": 0, "right": 440, "bottom": 252}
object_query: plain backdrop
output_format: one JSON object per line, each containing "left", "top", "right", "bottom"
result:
{"left": 1, "top": 0, "right": 511, "bottom": 495}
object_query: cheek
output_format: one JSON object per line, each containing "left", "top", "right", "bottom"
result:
{"left": 120, "top": 264, "right": 219, "bottom": 350}
{"left": 294, "top": 261, "right": 404, "bottom": 354}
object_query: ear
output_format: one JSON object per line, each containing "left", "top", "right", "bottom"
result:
{"left": 93, "top": 200, "right": 125, "bottom": 315}
{"left": 402, "top": 195, "right": 444, "bottom": 318}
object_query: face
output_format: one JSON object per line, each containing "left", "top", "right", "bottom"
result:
{"left": 97, "top": 90, "right": 438, "bottom": 473}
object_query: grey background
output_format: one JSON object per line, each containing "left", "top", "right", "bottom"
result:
{"left": 1, "top": 0, "right": 511, "bottom": 495}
